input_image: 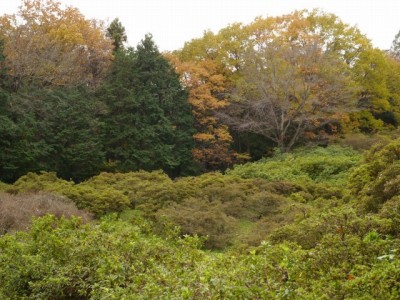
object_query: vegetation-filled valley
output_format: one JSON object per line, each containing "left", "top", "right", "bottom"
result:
{"left": 1, "top": 0, "right": 400, "bottom": 298}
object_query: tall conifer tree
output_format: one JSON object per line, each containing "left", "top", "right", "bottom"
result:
{"left": 100, "top": 35, "right": 195, "bottom": 175}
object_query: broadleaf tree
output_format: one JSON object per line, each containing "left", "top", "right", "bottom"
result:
{"left": 222, "top": 37, "right": 356, "bottom": 152}
{"left": 0, "top": 0, "right": 113, "bottom": 89}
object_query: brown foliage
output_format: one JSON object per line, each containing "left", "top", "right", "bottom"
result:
{"left": 0, "top": 0, "right": 113, "bottom": 88}
{"left": 223, "top": 38, "right": 355, "bottom": 152}
{"left": 0, "top": 192, "right": 92, "bottom": 235}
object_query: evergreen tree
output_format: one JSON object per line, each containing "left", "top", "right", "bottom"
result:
{"left": 100, "top": 35, "right": 195, "bottom": 175}
{"left": 0, "top": 39, "right": 35, "bottom": 183}
{"left": 35, "top": 87, "right": 105, "bottom": 181}
{"left": 0, "top": 85, "right": 105, "bottom": 182}
{"left": 106, "top": 18, "right": 128, "bottom": 52}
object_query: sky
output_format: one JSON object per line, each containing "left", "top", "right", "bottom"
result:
{"left": 1, "top": 0, "right": 399, "bottom": 51}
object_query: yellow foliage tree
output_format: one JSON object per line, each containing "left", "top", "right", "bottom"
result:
{"left": 0, "top": 0, "right": 113, "bottom": 88}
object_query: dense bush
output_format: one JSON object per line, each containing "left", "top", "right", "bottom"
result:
{"left": 0, "top": 215, "right": 202, "bottom": 299}
{"left": 338, "top": 132, "right": 389, "bottom": 151}
{"left": 158, "top": 198, "right": 238, "bottom": 249}
{"left": 157, "top": 173, "right": 313, "bottom": 249}
{"left": 8, "top": 171, "right": 74, "bottom": 194}
{"left": 227, "top": 145, "right": 361, "bottom": 187}
{"left": 3, "top": 165, "right": 352, "bottom": 249}
{"left": 0, "top": 192, "right": 91, "bottom": 235}
{"left": 1, "top": 213, "right": 399, "bottom": 299}
{"left": 0, "top": 181, "right": 9, "bottom": 191}
{"left": 350, "top": 138, "right": 400, "bottom": 211}
{"left": 83, "top": 171, "right": 176, "bottom": 213}
{"left": 269, "top": 205, "right": 394, "bottom": 249}
{"left": 6, "top": 171, "right": 131, "bottom": 216}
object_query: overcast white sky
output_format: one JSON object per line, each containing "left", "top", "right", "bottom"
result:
{"left": 1, "top": 0, "right": 399, "bottom": 51}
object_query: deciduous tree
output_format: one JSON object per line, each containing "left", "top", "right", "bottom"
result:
{"left": 222, "top": 38, "right": 355, "bottom": 152}
{"left": 166, "top": 54, "right": 241, "bottom": 170}
{"left": 0, "top": 0, "right": 113, "bottom": 89}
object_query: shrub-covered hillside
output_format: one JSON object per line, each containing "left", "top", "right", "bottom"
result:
{"left": 1, "top": 142, "right": 400, "bottom": 298}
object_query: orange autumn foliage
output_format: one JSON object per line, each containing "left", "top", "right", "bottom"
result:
{"left": 166, "top": 53, "right": 240, "bottom": 169}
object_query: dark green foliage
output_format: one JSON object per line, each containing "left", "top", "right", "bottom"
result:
{"left": 0, "top": 36, "right": 195, "bottom": 182}
{"left": 106, "top": 18, "right": 127, "bottom": 51}
{"left": 0, "top": 40, "right": 32, "bottom": 183}
{"left": 0, "top": 112, "right": 37, "bottom": 182}
{"left": 100, "top": 35, "right": 195, "bottom": 176}
{"left": 0, "top": 86, "right": 105, "bottom": 182}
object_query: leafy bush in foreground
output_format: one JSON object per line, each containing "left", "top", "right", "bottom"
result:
{"left": 1, "top": 214, "right": 399, "bottom": 299}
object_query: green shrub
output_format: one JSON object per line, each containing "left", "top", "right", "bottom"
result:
{"left": 0, "top": 181, "right": 10, "bottom": 191}
{"left": 64, "top": 185, "right": 130, "bottom": 216}
{"left": 157, "top": 198, "right": 238, "bottom": 249}
{"left": 0, "top": 215, "right": 205, "bottom": 299}
{"left": 7, "top": 171, "right": 74, "bottom": 194}
{"left": 228, "top": 145, "right": 361, "bottom": 187}
{"left": 1, "top": 211, "right": 399, "bottom": 299}
{"left": 350, "top": 138, "right": 400, "bottom": 211}
{"left": 269, "top": 206, "right": 393, "bottom": 249}
{"left": 82, "top": 171, "right": 176, "bottom": 214}
{"left": 338, "top": 132, "right": 388, "bottom": 151}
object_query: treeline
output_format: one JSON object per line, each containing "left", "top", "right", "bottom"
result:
{"left": 1, "top": 0, "right": 400, "bottom": 182}
{"left": 0, "top": 1, "right": 195, "bottom": 182}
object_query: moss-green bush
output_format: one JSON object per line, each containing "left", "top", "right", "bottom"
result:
{"left": 158, "top": 173, "right": 313, "bottom": 249}
{"left": 81, "top": 171, "right": 176, "bottom": 214}
{"left": 65, "top": 185, "right": 130, "bottom": 216}
{"left": 350, "top": 138, "right": 400, "bottom": 211}
{"left": 0, "top": 215, "right": 205, "bottom": 299}
{"left": 157, "top": 198, "right": 238, "bottom": 249}
{"left": 227, "top": 145, "right": 361, "bottom": 187}
{"left": 7, "top": 172, "right": 130, "bottom": 216}
{"left": 269, "top": 205, "right": 393, "bottom": 249}
{"left": 0, "top": 181, "right": 10, "bottom": 191}
{"left": 7, "top": 172, "right": 74, "bottom": 194}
